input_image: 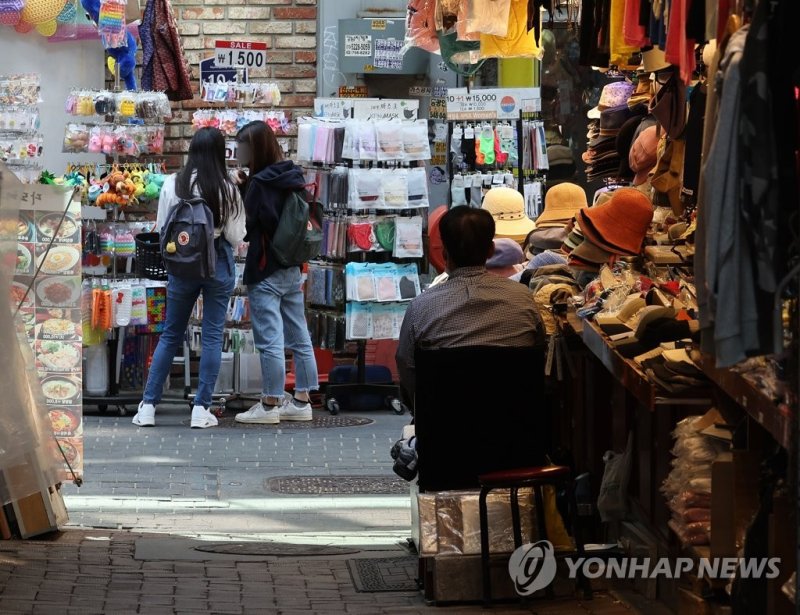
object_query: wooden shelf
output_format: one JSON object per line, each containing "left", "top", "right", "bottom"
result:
{"left": 581, "top": 320, "right": 711, "bottom": 411}
{"left": 698, "top": 354, "right": 793, "bottom": 450}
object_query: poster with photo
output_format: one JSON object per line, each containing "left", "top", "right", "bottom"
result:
{"left": 11, "top": 185, "right": 83, "bottom": 481}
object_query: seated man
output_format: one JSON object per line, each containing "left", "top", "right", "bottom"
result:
{"left": 396, "top": 207, "right": 545, "bottom": 398}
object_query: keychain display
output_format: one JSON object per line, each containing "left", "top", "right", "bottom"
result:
{"left": 200, "top": 81, "right": 281, "bottom": 106}
{"left": 192, "top": 109, "right": 289, "bottom": 136}
{"left": 63, "top": 123, "right": 165, "bottom": 156}
{"left": 0, "top": 108, "right": 39, "bottom": 133}
{"left": 65, "top": 90, "right": 171, "bottom": 121}
{"left": 0, "top": 135, "right": 43, "bottom": 162}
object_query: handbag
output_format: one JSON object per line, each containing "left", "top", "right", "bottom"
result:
{"left": 648, "top": 67, "right": 686, "bottom": 140}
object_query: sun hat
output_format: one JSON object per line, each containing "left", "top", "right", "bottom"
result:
{"left": 537, "top": 182, "right": 587, "bottom": 226}
{"left": 578, "top": 188, "right": 654, "bottom": 256}
{"left": 587, "top": 81, "right": 635, "bottom": 119}
{"left": 629, "top": 125, "right": 659, "bottom": 186}
{"left": 571, "top": 237, "right": 614, "bottom": 264}
{"left": 481, "top": 187, "right": 535, "bottom": 244}
{"left": 526, "top": 226, "right": 568, "bottom": 253}
{"left": 486, "top": 238, "right": 525, "bottom": 277}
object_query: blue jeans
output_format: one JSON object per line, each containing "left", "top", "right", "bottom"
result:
{"left": 143, "top": 240, "right": 235, "bottom": 408}
{"left": 248, "top": 267, "right": 319, "bottom": 398}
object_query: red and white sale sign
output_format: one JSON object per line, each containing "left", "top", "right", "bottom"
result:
{"left": 214, "top": 40, "right": 268, "bottom": 69}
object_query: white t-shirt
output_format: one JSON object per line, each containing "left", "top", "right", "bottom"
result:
{"left": 156, "top": 173, "right": 246, "bottom": 247}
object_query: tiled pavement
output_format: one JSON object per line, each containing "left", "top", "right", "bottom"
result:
{"left": 0, "top": 404, "right": 654, "bottom": 613}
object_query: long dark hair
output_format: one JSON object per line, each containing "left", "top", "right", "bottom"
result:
{"left": 236, "top": 121, "right": 284, "bottom": 184}
{"left": 175, "top": 127, "right": 239, "bottom": 226}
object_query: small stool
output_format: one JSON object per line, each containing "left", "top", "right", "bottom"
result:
{"left": 478, "top": 465, "right": 582, "bottom": 606}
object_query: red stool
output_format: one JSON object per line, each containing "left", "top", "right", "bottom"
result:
{"left": 285, "top": 348, "right": 335, "bottom": 392}
{"left": 478, "top": 465, "right": 588, "bottom": 606}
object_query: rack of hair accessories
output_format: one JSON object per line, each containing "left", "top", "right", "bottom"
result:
{"left": 299, "top": 99, "right": 432, "bottom": 414}
{"left": 445, "top": 104, "right": 548, "bottom": 219}
{"left": 0, "top": 73, "right": 44, "bottom": 183}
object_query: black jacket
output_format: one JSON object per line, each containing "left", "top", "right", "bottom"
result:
{"left": 242, "top": 160, "right": 306, "bottom": 285}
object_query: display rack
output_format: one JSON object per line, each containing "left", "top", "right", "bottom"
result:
{"left": 301, "top": 98, "right": 434, "bottom": 415}
{"left": 0, "top": 73, "right": 44, "bottom": 183}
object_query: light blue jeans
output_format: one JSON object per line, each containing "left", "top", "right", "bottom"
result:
{"left": 143, "top": 240, "right": 235, "bottom": 408}
{"left": 248, "top": 267, "right": 319, "bottom": 398}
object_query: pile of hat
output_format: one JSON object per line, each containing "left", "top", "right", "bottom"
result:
{"left": 584, "top": 81, "right": 648, "bottom": 181}
{"left": 566, "top": 188, "right": 655, "bottom": 272}
{"left": 524, "top": 182, "right": 588, "bottom": 256}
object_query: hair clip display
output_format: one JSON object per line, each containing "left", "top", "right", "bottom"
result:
{"left": 0, "top": 74, "right": 40, "bottom": 106}
{"left": 200, "top": 81, "right": 281, "bottom": 106}
{"left": 191, "top": 109, "right": 290, "bottom": 136}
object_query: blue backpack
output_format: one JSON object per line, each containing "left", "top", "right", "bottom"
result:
{"left": 160, "top": 197, "right": 216, "bottom": 279}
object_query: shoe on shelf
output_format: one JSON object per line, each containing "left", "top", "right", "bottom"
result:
{"left": 132, "top": 402, "right": 156, "bottom": 427}
{"left": 280, "top": 398, "right": 313, "bottom": 422}
{"left": 190, "top": 405, "right": 219, "bottom": 429}
{"left": 235, "top": 402, "right": 280, "bottom": 424}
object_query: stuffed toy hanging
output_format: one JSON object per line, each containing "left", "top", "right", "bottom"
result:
{"left": 80, "top": 0, "right": 137, "bottom": 90}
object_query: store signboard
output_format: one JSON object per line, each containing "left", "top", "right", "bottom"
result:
{"left": 446, "top": 87, "right": 541, "bottom": 120}
{"left": 11, "top": 184, "right": 83, "bottom": 481}
{"left": 199, "top": 57, "right": 248, "bottom": 86}
{"left": 214, "top": 40, "right": 267, "bottom": 69}
{"left": 352, "top": 99, "right": 419, "bottom": 121}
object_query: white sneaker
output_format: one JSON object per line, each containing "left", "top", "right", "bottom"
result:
{"left": 190, "top": 405, "right": 218, "bottom": 429}
{"left": 132, "top": 402, "right": 156, "bottom": 427}
{"left": 235, "top": 402, "right": 280, "bottom": 424}
{"left": 280, "top": 398, "right": 313, "bottom": 422}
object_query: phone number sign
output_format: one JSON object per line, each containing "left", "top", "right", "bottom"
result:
{"left": 215, "top": 40, "right": 267, "bottom": 69}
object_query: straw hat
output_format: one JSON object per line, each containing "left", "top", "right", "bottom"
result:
{"left": 537, "top": 182, "right": 587, "bottom": 226}
{"left": 642, "top": 47, "right": 671, "bottom": 73}
{"left": 577, "top": 188, "right": 654, "bottom": 256}
{"left": 481, "top": 187, "right": 535, "bottom": 244}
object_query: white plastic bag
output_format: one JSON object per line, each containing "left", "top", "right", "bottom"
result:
{"left": 597, "top": 431, "right": 633, "bottom": 522}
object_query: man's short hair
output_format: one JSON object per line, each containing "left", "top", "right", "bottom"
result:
{"left": 439, "top": 207, "right": 495, "bottom": 268}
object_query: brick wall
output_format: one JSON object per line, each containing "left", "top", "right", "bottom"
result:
{"left": 158, "top": 0, "right": 318, "bottom": 168}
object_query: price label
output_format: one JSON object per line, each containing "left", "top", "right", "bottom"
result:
{"left": 344, "top": 34, "right": 372, "bottom": 58}
{"left": 214, "top": 40, "right": 267, "bottom": 69}
{"left": 445, "top": 87, "right": 541, "bottom": 120}
{"left": 371, "top": 19, "right": 387, "bottom": 30}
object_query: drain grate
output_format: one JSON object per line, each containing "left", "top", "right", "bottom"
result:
{"left": 267, "top": 475, "right": 409, "bottom": 495}
{"left": 347, "top": 556, "right": 419, "bottom": 593}
{"left": 183, "top": 413, "right": 374, "bottom": 429}
{"left": 194, "top": 542, "right": 361, "bottom": 556}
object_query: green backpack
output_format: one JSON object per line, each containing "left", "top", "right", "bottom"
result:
{"left": 270, "top": 191, "right": 324, "bottom": 267}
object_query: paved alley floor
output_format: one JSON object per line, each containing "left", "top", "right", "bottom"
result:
{"left": 0, "top": 404, "right": 656, "bottom": 614}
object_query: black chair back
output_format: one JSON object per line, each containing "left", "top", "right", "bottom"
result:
{"left": 414, "top": 345, "right": 548, "bottom": 492}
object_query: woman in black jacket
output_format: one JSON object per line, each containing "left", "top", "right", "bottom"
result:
{"left": 233, "top": 121, "right": 318, "bottom": 424}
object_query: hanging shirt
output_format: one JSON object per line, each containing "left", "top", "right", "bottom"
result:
{"left": 609, "top": 0, "right": 639, "bottom": 67}
{"left": 480, "top": 0, "right": 540, "bottom": 59}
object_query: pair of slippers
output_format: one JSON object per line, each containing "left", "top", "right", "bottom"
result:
{"left": 108, "top": 286, "right": 148, "bottom": 328}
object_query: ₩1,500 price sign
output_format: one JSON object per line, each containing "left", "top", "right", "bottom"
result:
{"left": 215, "top": 40, "right": 268, "bottom": 69}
